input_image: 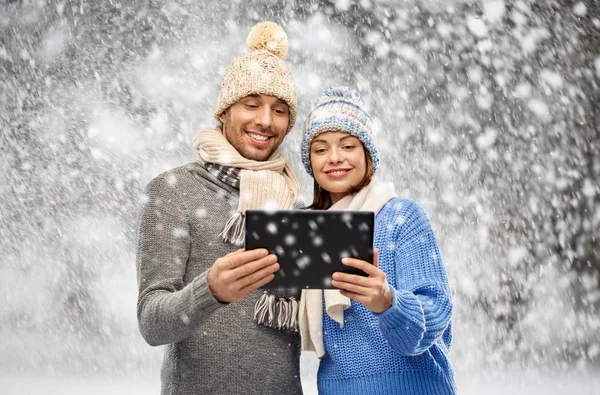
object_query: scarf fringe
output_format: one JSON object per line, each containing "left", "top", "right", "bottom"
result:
{"left": 219, "top": 212, "right": 245, "bottom": 245}
{"left": 254, "top": 291, "right": 299, "bottom": 331}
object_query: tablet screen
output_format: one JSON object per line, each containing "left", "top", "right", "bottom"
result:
{"left": 245, "top": 210, "right": 374, "bottom": 289}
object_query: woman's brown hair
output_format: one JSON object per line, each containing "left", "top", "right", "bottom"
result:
{"left": 306, "top": 143, "right": 375, "bottom": 210}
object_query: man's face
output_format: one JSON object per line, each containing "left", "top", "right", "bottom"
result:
{"left": 219, "top": 94, "right": 290, "bottom": 161}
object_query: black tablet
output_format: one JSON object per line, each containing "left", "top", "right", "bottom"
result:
{"left": 245, "top": 209, "right": 374, "bottom": 289}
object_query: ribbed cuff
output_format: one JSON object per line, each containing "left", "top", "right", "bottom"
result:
{"left": 375, "top": 287, "right": 426, "bottom": 354}
{"left": 377, "top": 287, "right": 424, "bottom": 327}
{"left": 189, "top": 269, "right": 223, "bottom": 324}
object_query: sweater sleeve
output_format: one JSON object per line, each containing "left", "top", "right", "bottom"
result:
{"left": 374, "top": 201, "right": 453, "bottom": 356}
{"left": 136, "top": 174, "right": 221, "bottom": 347}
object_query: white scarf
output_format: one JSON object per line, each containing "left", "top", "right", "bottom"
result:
{"left": 193, "top": 128, "right": 300, "bottom": 244}
{"left": 298, "top": 178, "right": 397, "bottom": 357}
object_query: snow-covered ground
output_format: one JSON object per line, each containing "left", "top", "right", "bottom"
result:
{"left": 2, "top": 354, "right": 599, "bottom": 395}
{"left": 1, "top": 370, "right": 598, "bottom": 395}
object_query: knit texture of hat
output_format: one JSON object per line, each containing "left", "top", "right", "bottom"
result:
{"left": 301, "top": 87, "right": 380, "bottom": 176}
{"left": 215, "top": 22, "right": 297, "bottom": 133}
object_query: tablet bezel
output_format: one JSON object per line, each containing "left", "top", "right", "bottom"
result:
{"left": 244, "top": 209, "right": 374, "bottom": 289}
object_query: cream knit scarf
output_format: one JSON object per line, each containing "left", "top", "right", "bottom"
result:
{"left": 193, "top": 128, "right": 300, "bottom": 245}
{"left": 299, "top": 178, "right": 397, "bottom": 357}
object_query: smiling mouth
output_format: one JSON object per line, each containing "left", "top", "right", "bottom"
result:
{"left": 246, "top": 131, "right": 273, "bottom": 145}
{"left": 324, "top": 169, "right": 352, "bottom": 177}
{"left": 248, "top": 132, "right": 269, "bottom": 141}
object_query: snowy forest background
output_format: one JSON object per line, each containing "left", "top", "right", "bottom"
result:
{"left": 1, "top": 0, "right": 599, "bottom": 393}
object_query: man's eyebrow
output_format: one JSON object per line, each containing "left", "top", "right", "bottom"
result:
{"left": 276, "top": 98, "right": 288, "bottom": 106}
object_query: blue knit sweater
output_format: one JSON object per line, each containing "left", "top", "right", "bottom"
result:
{"left": 318, "top": 198, "right": 457, "bottom": 395}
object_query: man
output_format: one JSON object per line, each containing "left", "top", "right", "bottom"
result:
{"left": 136, "top": 22, "right": 303, "bottom": 395}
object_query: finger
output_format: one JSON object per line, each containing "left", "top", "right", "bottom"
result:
{"left": 238, "top": 273, "right": 276, "bottom": 295}
{"left": 226, "top": 248, "right": 245, "bottom": 256}
{"left": 332, "top": 271, "right": 376, "bottom": 287}
{"left": 228, "top": 254, "right": 278, "bottom": 282}
{"left": 339, "top": 289, "right": 370, "bottom": 305}
{"left": 340, "top": 257, "right": 380, "bottom": 276}
{"left": 372, "top": 248, "right": 379, "bottom": 269}
{"left": 220, "top": 248, "right": 269, "bottom": 269}
{"left": 236, "top": 261, "right": 280, "bottom": 290}
{"left": 331, "top": 279, "right": 371, "bottom": 296}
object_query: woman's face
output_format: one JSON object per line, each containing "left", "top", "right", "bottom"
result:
{"left": 309, "top": 131, "right": 367, "bottom": 204}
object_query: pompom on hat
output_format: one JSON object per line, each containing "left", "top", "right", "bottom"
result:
{"left": 215, "top": 22, "right": 297, "bottom": 133}
{"left": 301, "top": 87, "right": 380, "bottom": 176}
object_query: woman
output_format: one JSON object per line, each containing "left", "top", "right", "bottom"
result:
{"left": 298, "top": 87, "right": 457, "bottom": 395}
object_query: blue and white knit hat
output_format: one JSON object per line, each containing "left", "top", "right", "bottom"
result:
{"left": 301, "top": 87, "right": 380, "bottom": 177}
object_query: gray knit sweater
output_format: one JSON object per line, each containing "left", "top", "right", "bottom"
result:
{"left": 136, "top": 162, "right": 302, "bottom": 395}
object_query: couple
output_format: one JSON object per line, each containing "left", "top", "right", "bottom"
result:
{"left": 135, "top": 22, "right": 456, "bottom": 395}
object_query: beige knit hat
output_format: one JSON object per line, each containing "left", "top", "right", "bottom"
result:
{"left": 214, "top": 21, "right": 297, "bottom": 133}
